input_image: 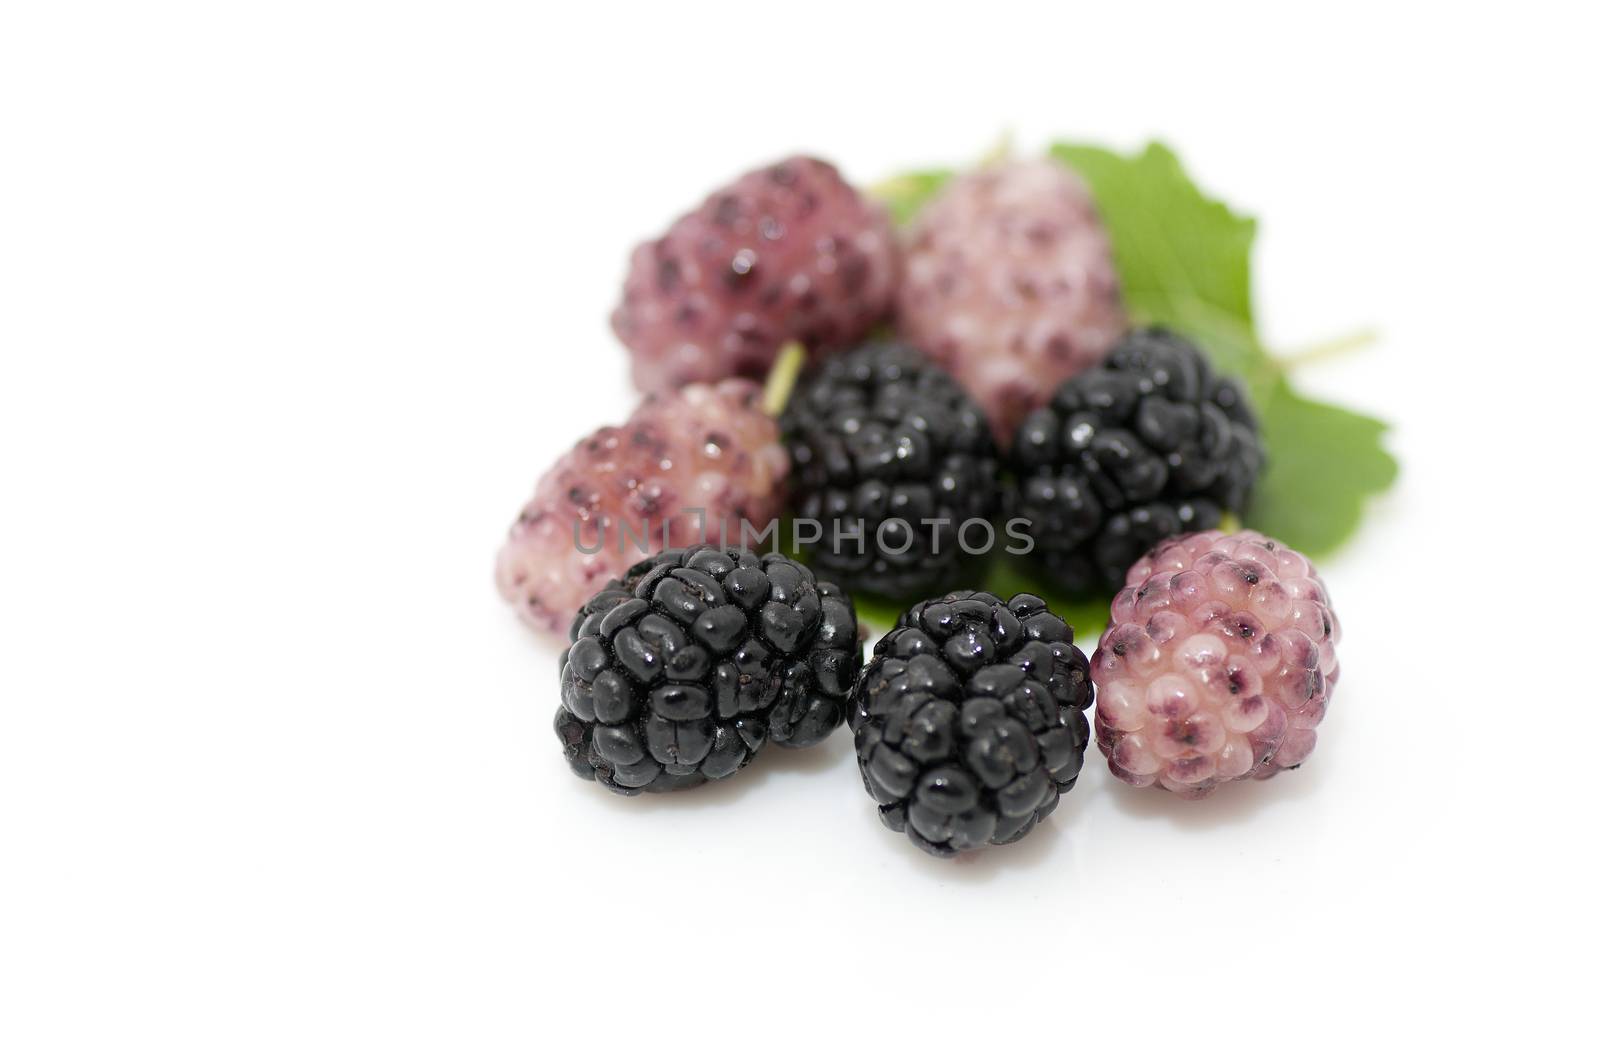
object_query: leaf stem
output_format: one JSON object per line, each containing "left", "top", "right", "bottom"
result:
{"left": 1275, "top": 327, "right": 1380, "bottom": 369}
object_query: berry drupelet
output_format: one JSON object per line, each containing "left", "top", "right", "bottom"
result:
{"left": 779, "top": 343, "right": 1001, "bottom": 599}
{"left": 850, "top": 591, "right": 1093, "bottom": 856}
{"left": 556, "top": 546, "right": 859, "bottom": 795}
{"left": 1010, "top": 327, "right": 1264, "bottom": 597}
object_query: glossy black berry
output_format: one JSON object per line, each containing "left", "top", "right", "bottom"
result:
{"left": 780, "top": 343, "right": 1001, "bottom": 598}
{"left": 849, "top": 591, "right": 1093, "bottom": 856}
{"left": 1010, "top": 327, "right": 1264, "bottom": 596}
{"left": 555, "top": 546, "right": 859, "bottom": 795}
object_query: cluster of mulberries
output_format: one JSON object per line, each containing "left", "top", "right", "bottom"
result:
{"left": 502, "top": 157, "right": 1256, "bottom": 636}
{"left": 495, "top": 149, "right": 1346, "bottom": 853}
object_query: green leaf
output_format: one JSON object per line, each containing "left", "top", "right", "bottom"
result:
{"left": 1051, "top": 143, "right": 1256, "bottom": 330}
{"left": 1246, "top": 379, "right": 1398, "bottom": 554}
{"left": 1049, "top": 141, "right": 1266, "bottom": 394}
{"left": 1047, "top": 140, "right": 1398, "bottom": 556}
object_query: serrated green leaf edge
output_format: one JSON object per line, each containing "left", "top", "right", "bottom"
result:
{"left": 1247, "top": 379, "right": 1398, "bottom": 555}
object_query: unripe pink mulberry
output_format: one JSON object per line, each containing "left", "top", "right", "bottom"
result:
{"left": 896, "top": 160, "right": 1127, "bottom": 444}
{"left": 495, "top": 380, "right": 789, "bottom": 634}
{"left": 612, "top": 157, "right": 898, "bottom": 393}
{"left": 1091, "top": 530, "right": 1341, "bottom": 798}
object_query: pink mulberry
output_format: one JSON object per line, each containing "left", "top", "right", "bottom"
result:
{"left": 896, "top": 160, "right": 1127, "bottom": 444}
{"left": 495, "top": 380, "right": 789, "bottom": 634}
{"left": 1091, "top": 530, "right": 1341, "bottom": 799}
{"left": 612, "top": 156, "right": 899, "bottom": 393}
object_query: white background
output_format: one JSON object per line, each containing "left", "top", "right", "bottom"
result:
{"left": 3, "top": 2, "right": 1595, "bottom": 1059}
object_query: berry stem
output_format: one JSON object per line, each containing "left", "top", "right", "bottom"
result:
{"left": 762, "top": 341, "right": 807, "bottom": 417}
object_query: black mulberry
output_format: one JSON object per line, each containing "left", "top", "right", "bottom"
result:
{"left": 849, "top": 591, "right": 1093, "bottom": 856}
{"left": 780, "top": 343, "right": 1001, "bottom": 598}
{"left": 1010, "top": 327, "right": 1264, "bottom": 596}
{"left": 555, "top": 546, "right": 859, "bottom": 795}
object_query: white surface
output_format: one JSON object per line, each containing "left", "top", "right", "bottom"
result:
{"left": 2, "top": 3, "right": 1594, "bottom": 1059}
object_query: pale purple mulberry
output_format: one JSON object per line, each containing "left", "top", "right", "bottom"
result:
{"left": 1092, "top": 530, "right": 1341, "bottom": 799}
{"left": 896, "top": 160, "right": 1127, "bottom": 443}
{"left": 496, "top": 380, "right": 789, "bottom": 634}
